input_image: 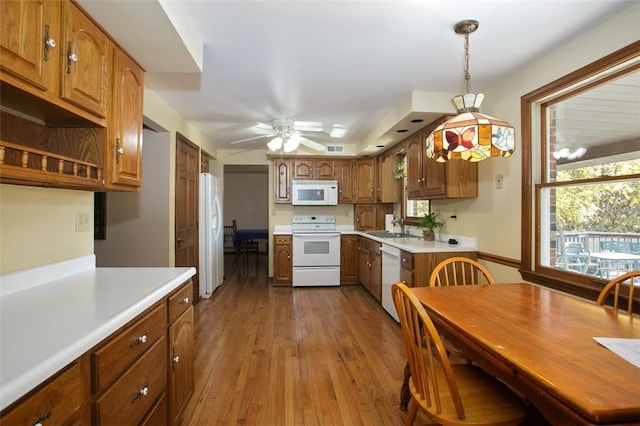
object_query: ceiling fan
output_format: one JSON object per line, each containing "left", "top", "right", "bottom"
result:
{"left": 229, "top": 118, "right": 327, "bottom": 153}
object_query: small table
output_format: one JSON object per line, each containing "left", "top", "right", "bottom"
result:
{"left": 234, "top": 229, "right": 268, "bottom": 270}
{"left": 410, "top": 283, "right": 640, "bottom": 425}
{"left": 590, "top": 252, "right": 640, "bottom": 278}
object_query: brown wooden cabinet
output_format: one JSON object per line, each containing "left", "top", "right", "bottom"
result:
{"left": 273, "top": 158, "right": 292, "bottom": 203}
{"left": 61, "top": 1, "right": 111, "bottom": 119}
{"left": 334, "top": 159, "right": 354, "bottom": 203}
{"left": 0, "top": 0, "right": 145, "bottom": 192}
{"left": 340, "top": 234, "right": 358, "bottom": 284}
{"left": 167, "top": 282, "right": 194, "bottom": 425}
{"left": 377, "top": 150, "right": 402, "bottom": 203}
{"left": 354, "top": 204, "right": 393, "bottom": 231}
{"left": 292, "top": 158, "right": 334, "bottom": 180}
{"left": 105, "top": 47, "right": 144, "bottom": 190}
{"left": 400, "top": 250, "right": 478, "bottom": 287}
{"left": 357, "top": 236, "right": 382, "bottom": 301}
{"left": 0, "top": 279, "right": 194, "bottom": 426}
{"left": 406, "top": 118, "right": 478, "bottom": 200}
{"left": 353, "top": 158, "right": 376, "bottom": 203}
{"left": 273, "top": 234, "right": 293, "bottom": 285}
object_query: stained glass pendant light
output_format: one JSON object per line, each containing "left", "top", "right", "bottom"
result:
{"left": 425, "top": 20, "right": 515, "bottom": 162}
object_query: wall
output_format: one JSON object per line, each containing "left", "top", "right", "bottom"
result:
{"left": 431, "top": 3, "right": 640, "bottom": 282}
{"left": 0, "top": 185, "right": 93, "bottom": 273}
{"left": 94, "top": 129, "right": 172, "bottom": 266}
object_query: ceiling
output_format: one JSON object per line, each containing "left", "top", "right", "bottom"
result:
{"left": 77, "top": 0, "right": 638, "bottom": 156}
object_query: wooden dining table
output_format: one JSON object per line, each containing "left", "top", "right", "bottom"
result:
{"left": 410, "top": 283, "right": 640, "bottom": 425}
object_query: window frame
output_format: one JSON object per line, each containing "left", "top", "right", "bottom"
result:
{"left": 520, "top": 41, "right": 640, "bottom": 301}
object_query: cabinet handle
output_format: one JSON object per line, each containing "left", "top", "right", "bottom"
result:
{"left": 131, "top": 383, "right": 149, "bottom": 403}
{"left": 32, "top": 410, "right": 51, "bottom": 426}
{"left": 402, "top": 258, "right": 407, "bottom": 262}
{"left": 66, "top": 42, "right": 77, "bottom": 73}
{"left": 179, "top": 297, "right": 189, "bottom": 304}
{"left": 43, "top": 25, "right": 55, "bottom": 61}
{"left": 287, "top": 255, "right": 291, "bottom": 259}
{"left": 173, "top": 354, "right": 180, "bottom": 364}
{"left": 401, "top": 280, "right": 407, "bottom": 284}
{"left": 131, "top": 333, "right": 148, "bottom": 346}
{"left": 115, "top": 138, "right": 124, "bottom": 164}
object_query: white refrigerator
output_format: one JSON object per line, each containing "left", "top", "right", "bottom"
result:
{"left": 199, "top": 173, "right": 224, "bottom": 299}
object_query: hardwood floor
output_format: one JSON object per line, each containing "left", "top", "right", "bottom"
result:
{"left": 180, "top": 253, "right": 434, "bottom": 425}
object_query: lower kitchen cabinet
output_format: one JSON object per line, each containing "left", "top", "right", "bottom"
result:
{"left": 358, "top": 236, "right": 382, "bottom": 301}
{"left": 0, "top": 279, "right": 194, "bottom": 426}
{"left": 340, "top": 234, "right": 359, "bottom": 284}
{"left": 400, "top": 250, "right": 478, "bottom": 287}
{"left": 273, "top": 234, "right": 293, "bottom": 286}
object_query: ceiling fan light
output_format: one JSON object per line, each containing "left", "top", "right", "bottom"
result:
{"left": 283, "top": 135, "right": 301, "bottom": 153}
{"left": 267, "top": 136, "right": 283, "bottom": 151}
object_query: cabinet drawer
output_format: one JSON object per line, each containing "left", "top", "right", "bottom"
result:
{"left": 140, "top": 392, "right": 168, "bottom": 426}
{"left": 168, "top": 281, "right": 193, "bottom": 324}
{"left": 94, "top": 336, "right": 167, "bottom": 426}
{"left": 274, "top": 235, "right": 291, "bottom": 245}
{"left": 400, "top": 251, "right": 413, "bottom": 271}
{"left": 92, "top": 303, "right": 166, "bottom": 393}
{"left": 1, "top": 362, "right": 84, "bottom": 425}
{"left": 400, "top": 268, "right": 413, "bottom": 288}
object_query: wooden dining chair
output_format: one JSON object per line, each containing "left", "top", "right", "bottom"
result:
{"left": 596, "top": 270, "right": 640, "bottom": 314}
{"left": 392, "top": 282, "right": 528, "bottom": 426}
{"left": 429, "top": 257, "right": 495, "bottom": 287}
{"left": 232, "top": 219, "right": 259, "bottom": 272}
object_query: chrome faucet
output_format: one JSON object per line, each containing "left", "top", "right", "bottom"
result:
{"left": 391, "top": 216, "right": 405, "bottom": 234}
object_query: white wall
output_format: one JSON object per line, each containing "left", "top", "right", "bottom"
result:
{"left": 95, "top": 129, "right": 172, "bottom": 266}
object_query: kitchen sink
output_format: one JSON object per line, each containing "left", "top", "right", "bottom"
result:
{"left": 366, "top": 231, "right": 420, "bottom": 239}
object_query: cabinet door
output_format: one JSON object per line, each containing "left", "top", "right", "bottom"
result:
{"left": 314, "top": 159, "right": 334, "bottom": 179}
{"left": 370, "top": 249, "right": 382, "bottom": 302}
{"left": 61, "top": 1, "right": 110, "bottom": 118}
{"left": 422, "top": 157, "right": 446, "bottom": 197}
{"left": 169, "top": 306, "right": 194, "bottom": 425}
{"left": 274, "top": 158, "right": 291, "bottom": 203}
{"left": 0, "top": 0, "right": 59, "bottom": 91}
{"left": 354, "top": 204, "right": 377, "bottom": 231}
{"left": 106, "top": 48, "right": 143, "bottom": 188}
{"left": 340, "top": 235, "right": 358, "bottom": 283}
{"left": 292, "top": 159, "right": 314, "bottom": 179}
{"left": 273, "top": 236, "right": 292, "bottom": 285}
{"left": 406, "top": 132, "right": 424, "bottom": 199}
{"left": 358, "top": 243, "right": 371, "bottom": 290}
{"left": 354, "top": 158, "right": 376, "bottom": 202}
{"left": 379, "top": 150, "right": 401, "bottom": 203}
{"left": 335, "top": 159, "right": 354, "bottom": 203}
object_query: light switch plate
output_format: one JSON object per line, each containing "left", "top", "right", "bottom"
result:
{"left": 495, "top": 174, "right": 504, "bottom": 189}
{"left": 76, "top": 212, "right": 90, "bottom": 232}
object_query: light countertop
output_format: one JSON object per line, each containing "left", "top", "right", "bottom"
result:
{"left": 0, "top": 255, "right": 196, "bottom": 411}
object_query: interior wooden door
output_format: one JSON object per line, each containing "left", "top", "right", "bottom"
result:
{"left": 175, "top": 133, "right": 199, "bottom": 299}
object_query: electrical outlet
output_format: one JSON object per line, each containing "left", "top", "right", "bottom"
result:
{"left": 76, "top": 212, "right": 90, "bottom": 232}
{"left": 495, "top": 174, "right": 504, "bottom": 189}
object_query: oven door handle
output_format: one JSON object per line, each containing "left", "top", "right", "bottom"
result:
{"left": 293, "top": 233, "right": 340, "bottom": 240}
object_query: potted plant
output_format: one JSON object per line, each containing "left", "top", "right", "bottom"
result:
{"left": 418, "top": 211, "right": 444, "bottom": 241}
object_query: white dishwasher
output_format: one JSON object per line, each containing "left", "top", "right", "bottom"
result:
{"left": 380, "top": 244, "right": 401, "bottom": 322}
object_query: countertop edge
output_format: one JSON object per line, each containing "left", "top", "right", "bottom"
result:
{"left": 0, "top": 267, "right": 196, "bottom": 412}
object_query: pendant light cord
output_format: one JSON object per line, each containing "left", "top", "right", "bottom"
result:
{"left": 463, "top": 32, "right": 471, "bottom": 94}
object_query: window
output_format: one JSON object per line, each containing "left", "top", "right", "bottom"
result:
{"left": 397, "top": 155, "right": 431, "bottom": 223}
{"left": 521, "top": 42, "right": 640, "bottom": 299}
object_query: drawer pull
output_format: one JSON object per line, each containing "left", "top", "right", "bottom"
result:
{"left": 131, "top": 383, "right": 149, "bottom": 403}
{"left": 131, "top": 333, "right": 148, "bottom": 346}
{"left": 32, "top": 410, "right": 51, "bottom": 426}
{"left": 173, "top": 355, "right": 180, "bottom": 364}
{"left": 179, "top": 297, "right": 189, "bottom": 304}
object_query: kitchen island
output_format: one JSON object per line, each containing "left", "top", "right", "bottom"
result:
{"left": 0, "top": 254, "right": 196, "bottom": 424}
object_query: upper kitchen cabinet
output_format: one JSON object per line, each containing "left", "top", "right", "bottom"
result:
{"left": 377, "top": 149, "right": 401, "bottom": 203}
{"left": 0, "top": 0, "right": 145, "bottom": 191}
{"left": 0, "top": 0, "right": 60, "bottom": 93}
{"left": 334, "top": 159, "right": 354, "bottom": 203}
{"left": 105, "top": 48, "right": 143, "bottom": 190}
{"left": 353, "top": 157, "right": 376, "bottom": 203}
{"left": 406, "top": 117, "right": 477, "bottom": 200}
{"left": 61, "top": 1, "right": 111, "bottom": 119}
{"left": 292, "top": 158, "right": 334, "bottom": 180}
{"left": 273, "top": 157, "right": 291, "bottom": 203}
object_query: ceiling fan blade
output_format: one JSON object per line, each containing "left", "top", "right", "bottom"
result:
{"left": 229, "top": 134, "right": 273, "bottom": 145}
{"left": 299, "top": 136, "right": 326, "bottom": 152}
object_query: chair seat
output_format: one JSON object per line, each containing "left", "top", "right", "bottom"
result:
{"left": 410, "top": 363, "right": 527, "bottom": 425}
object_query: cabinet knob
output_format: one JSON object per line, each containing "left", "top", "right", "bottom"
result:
{"left": 402, "top": 258, "right": 407, "bottom": 262}
{"left": 401, "top": 280, "right": 406, "bottom": 284}
{"left": 131, "top": 383, "right": 150, "bottom": 403}
{"left": 180, "top": 297, "right": 189, "bottom": 304}
{"left": 32, "top": 410, "right": 51, "bottom": 426}
{"left": 173, "top": 355, "right": 180, "bottom": 364}
{"left": 132, "top": 333, "right": 148, "bottom": 346}
{"left": 43, "top": 25, "right": 55, "bottom": 61}
{"left": 46, "top": 38, "right": 56, "bottom": 48}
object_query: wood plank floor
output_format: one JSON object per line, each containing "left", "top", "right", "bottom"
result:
{"left": 180, "top": 253, "right": 434, "bottom": 425}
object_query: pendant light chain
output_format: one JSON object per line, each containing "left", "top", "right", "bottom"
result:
{"left": 463, "top": 32, "right": 471, "bottom": 95}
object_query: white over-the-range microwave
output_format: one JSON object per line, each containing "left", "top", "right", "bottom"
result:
{"left": 291, "top": 180, "right": 338, "bottom": 205}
